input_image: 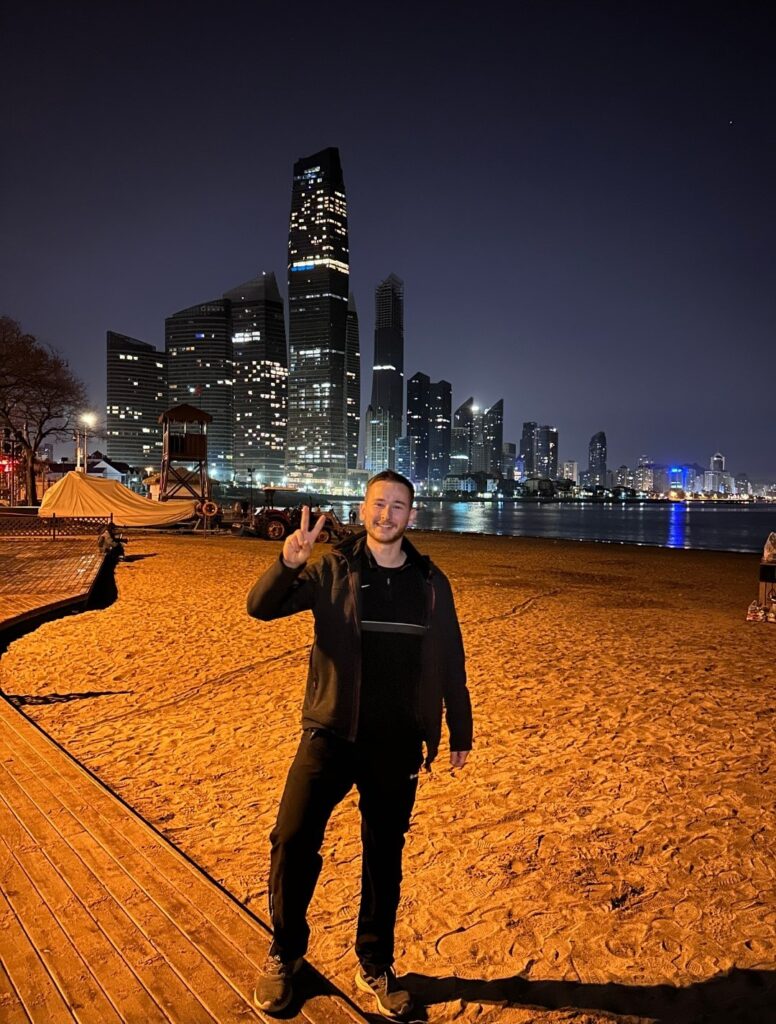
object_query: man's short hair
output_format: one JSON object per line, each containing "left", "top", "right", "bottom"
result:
{"left": 365, "top": 470, "right": 415, "bottom": 505}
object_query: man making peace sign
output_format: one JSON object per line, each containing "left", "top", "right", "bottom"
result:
{"left": 247, "top": 470, "right": 472, "bottom": 1019}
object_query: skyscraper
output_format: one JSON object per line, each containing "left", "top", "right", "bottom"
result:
{"left": 165, "top": 300, "right": 233, "bottom": 479}
{"left": 368, "top": 274, "right": 404, "bottom": 471}
{"left": 365, "top": 404, "right": 391, "bottom": 474}
{"left": 451, "top": 397, "right": 475, "bottom": 475}
{"left": 406, "top": 372, "right": 430, "bottom": 486}
{"left": 482, "top": 400, "right": 504, "bottom": 476}
{"left": 536, "top": 425, "right": 559, "bottom": 479}
{"left": 345, "top": 294, "right": 361, "bottom": 473}
{"left": 520, "top": 421, "right": 538, "bottom": 475}
{"left": 286, "top": 147, "right": 350, "bottom": 488}
{"left": 588, "top": 431, "right": 607, "bottom": 486}
{"left": 428, "top": 380, "right": 452, "bottom": 491}
{"left": 226, "top": 272, "right": 288, "bottom": 486}
{"left": 106, "top": 331, "right": 167, "bottom": 468}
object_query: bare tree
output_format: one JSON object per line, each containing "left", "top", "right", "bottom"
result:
{"left": 0, "top": 316, "right": 88, "bottom": 505}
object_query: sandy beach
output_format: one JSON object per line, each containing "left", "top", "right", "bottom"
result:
{"left": 2, "top": 531, "right": 774, "bottom": 1023}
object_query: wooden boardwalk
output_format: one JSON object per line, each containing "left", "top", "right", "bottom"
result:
{"left": 0, "top": 541, "right": 105, "bottom": 634}
{"left": 0, "top": 696, "right": 369, "bottom": 1023}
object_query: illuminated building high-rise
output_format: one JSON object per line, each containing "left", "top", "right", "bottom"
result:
{"left": 428, "top": 380, "right": 452, "bottom": 491}
{"left": 520, "top": 421, "right": 538, "bottom": 475}
{"left": 482, "top": 399, "right": 504, "bottom": 476}
{"left": 106, "top": 331, "right": 167, "bottom": 468}
{"left": 451, "top": 397, "right": 475, "bottom": 475}
{"left": 368, "top": 274, "right": 404, "bottom": 471}
{"left": 286, "top": 147, "right": 350, "bottom": 488}
{"left": 588, "top": 430, "right": 607, "bottom": 486}
{"left": 406, "top": 372, "right": 430, "bottom": 485}
{"left": 521, "top": 422, "right": 558, "bottom": 479}
{"left": 165, "top": 300, "right": 233, "bottom": 480}
{"left": 536, "top": 425, "right": 559, "bottom": 479}
{"left": 405, "top": 373, "right": 451, "bottom": 491}
{"left": 345, "top": 294, "right": 360, "bottom": 472}
{"left": 226, "top": 272, "right": 288, "bottom": 486}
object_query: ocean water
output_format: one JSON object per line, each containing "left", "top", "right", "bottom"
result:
{"left": 337, "top": 500, "right": 775, "bottom": 554}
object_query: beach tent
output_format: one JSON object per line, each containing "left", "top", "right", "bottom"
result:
{"left": 39, "top": 472, "right": 197, "bottom": 526}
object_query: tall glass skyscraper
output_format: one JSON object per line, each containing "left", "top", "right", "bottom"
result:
{"left": 226, "top": 272, "right": 288, "bottom": 486}
{"left": 368, "top": 274, "right": 404, "bottom": 471}
{"left": 451, "top": 397, "right": 475, "bottom": 475}
{"left": 286, "top": 147, "right": 350, "bottom": 488}
{"left": 165, "top": 300, "right": 233, "bottom": 480}
{"left": 345, "top": 293, "right": 360, "bottom": 473}
{"left": 428, "top": 380, "right": 451, "bottom": 491}
{"left": 406, "top": 371, "right": 430, "bottom": 485}
{"left": 106, "top": 331, "right": 167, "bottom": 469}
{"left": 521, "top": 421, "right": 558, "bottom": 479}
{"left": 588, "top": 430, "right": 607, "bottom": 486}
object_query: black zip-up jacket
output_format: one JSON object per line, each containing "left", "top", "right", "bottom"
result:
{"left": 246, "top": 531, "right": 473, "bottom": 767}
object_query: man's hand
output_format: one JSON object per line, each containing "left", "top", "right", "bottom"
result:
{"left": 450, "top": 750, "right": 469, "bottom": 769}
{"left": 282, "top": 506, "right": 326, "bottom": 568}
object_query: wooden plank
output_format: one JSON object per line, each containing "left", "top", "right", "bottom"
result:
{"left": 0, "top": 760, "right": 171, "bottom": 1024}
{"left": 0, "top": 942, "right": 34, "bottom": 1024}
{"left": 0, "top": 740, "right": 231, "bottom": 1024}
{"left": 1, "top": 699, "right": 369, "bottom": 1024}
{"left": 2, "top": 712, "right": 268, "bottom": 975}
{"left": 0, "top": 841, "right": 115, "bottom": 1024}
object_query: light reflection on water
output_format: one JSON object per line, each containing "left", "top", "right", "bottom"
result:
{"left": 336, "top": 501, "right": 772, "bottom": 553}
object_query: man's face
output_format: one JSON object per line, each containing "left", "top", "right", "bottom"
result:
{"left": 360, "top": 481, "right": 416, "bottom": 545}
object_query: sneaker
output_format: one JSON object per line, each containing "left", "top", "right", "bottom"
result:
{"left": 253, "top": 953, "right": 302, "bottom": 1014}
{"left": 355, "top": 966, "right": 413, "bottom": 1019}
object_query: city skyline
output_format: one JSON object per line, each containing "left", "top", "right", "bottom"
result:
{"left": 2, "top": 2, "right": 774, "bottom": 477}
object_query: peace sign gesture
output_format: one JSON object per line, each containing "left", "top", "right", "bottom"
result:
{"left": 282, "top": 506, "right": 326, "bottom": 568}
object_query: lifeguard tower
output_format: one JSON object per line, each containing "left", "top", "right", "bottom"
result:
{"left": 158, "top": 404, "right": 214, "bottom": 512}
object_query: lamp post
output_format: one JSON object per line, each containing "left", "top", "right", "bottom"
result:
{"left": 247, "top": 466, "right": 254, "bottom": 517}
{"left": 79, "top": 412, "right": 97, "bottom": 473}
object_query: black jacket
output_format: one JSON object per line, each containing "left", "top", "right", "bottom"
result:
{"left": 246, "top": 531, "right": 473, "bottom": 766}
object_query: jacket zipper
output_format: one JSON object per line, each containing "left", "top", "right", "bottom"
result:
{"left": 347, "top": 559, "right": 362, "bottom": 741}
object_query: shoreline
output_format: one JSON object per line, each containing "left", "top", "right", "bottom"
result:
{"left": 2, "top": 532, "right": 774, "bottom": 1022}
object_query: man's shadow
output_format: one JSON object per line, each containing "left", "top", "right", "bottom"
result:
{"left": 398, "top": 967, "right": 775, "bottom": 1023}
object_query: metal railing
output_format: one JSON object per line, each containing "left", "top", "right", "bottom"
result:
{"left": 0, "top": 513, "right": 111, "bottom": 539}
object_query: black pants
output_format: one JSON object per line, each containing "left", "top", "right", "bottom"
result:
{"left": 268, "top": 729, "right": 422, "bottom": 973}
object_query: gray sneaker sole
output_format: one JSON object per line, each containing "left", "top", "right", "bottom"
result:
{"left": 254, "top": 959, "right": 303, "bottom": 1015}
{"left": 355, "top": 969, "right": 412, "bottom": 1020}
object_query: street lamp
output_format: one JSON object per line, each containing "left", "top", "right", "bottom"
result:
{"left": 247, "top": 466, "right": 254, "bottom": 517}
{"left": 78, "top": 412, "right": 97, "bottom": 473}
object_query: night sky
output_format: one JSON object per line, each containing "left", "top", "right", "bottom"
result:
{"left": 2, "top": 1, "right": 774, "bottom": 478}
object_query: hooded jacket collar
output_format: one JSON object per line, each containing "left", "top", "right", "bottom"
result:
{"left": 333, "top": 529, "right": 432, "bottom": 578}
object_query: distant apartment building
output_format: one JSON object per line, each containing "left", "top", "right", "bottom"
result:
{"left": 452, "top": 397, "right": 503, "bottom": 478}
{"left": 451, "top": 397, "right": 475, "bottom": 476}
{"left": 588, "top": 431, "right": 607, "bottom": 486}
{"left": 521, "top": 422, "right": 558, "bottom": 479}
{"left": 345, "top": 295, "right": 361, "bottom": 473}
{"left": 562, "top": 460, "right": 579, "bottom": 483}
{"left": 165, "top": 299, "right": 234, "bottom": 480}
{"left": 406, "top": 372, "right": 430, "bottom": 486}
{"left": 106, "top": 331, "right": 167, "bottom": 469}
{"left": 428, "top": 380, "right": 451, "bottom": 491}
{"left": 502, "top": 442, "right": 518, "bottom": 480}
{"left": 481, "top": 400, "right": 504, "bottom": 476}
{"left": 227, "top": 273, "right": 288, "bottom": 486}
{"left": 365, "top": 274, "right": 404, "bottom": 473}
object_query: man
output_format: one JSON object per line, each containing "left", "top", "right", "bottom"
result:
{"left": 247, "top": 470, "right": 472, "bottom": 1019}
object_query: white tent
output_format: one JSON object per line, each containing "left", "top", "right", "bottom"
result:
{"left": 39, "top": 472, "right": 197, "bottom": 526}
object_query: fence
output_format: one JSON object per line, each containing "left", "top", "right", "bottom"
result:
{"left": 0, "top": 513, "right": 111, "bottom": 539}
